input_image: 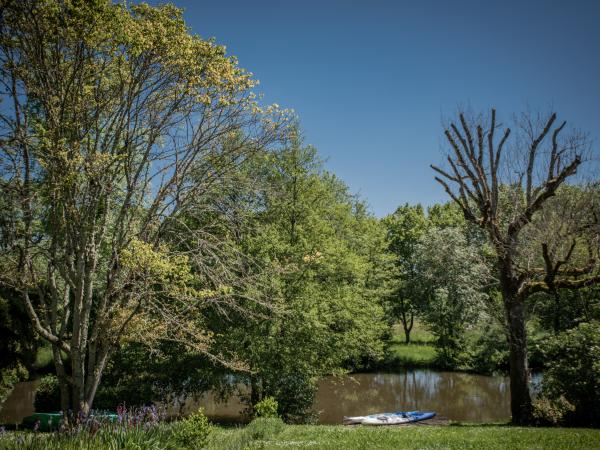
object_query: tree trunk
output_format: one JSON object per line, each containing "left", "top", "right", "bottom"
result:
{"left": 52, "top": 346, "right": 70, "bottom": 413}
{"left": 399, "top": 297, "right": 414, "bottom": 344}
{"left": 250, "top": 376, "right": 261, "bottom": 407}
{"left": 505, "top": 296, "right": 532, "bottom": 425}
{"left": 402, "top": 310, "right": 414, "bottom": 344}
{"left": 71, "top": 348, "right": 88, "bottom": 415}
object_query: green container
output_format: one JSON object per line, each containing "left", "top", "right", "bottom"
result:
{"left": 21, "top": 412, "right": 118, "bottom": 431}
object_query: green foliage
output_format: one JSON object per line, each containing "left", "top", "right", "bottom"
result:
{"left": 0, "top": 0, "right": 287, "bottom": 413}
{"left": 383, "top": 204, "right": 429, "bottom": 343}
{"left": 414, "top": 227, "right": 490, "bottom": 369}
{"left": 427, "top": 202, "right": 466, "bottom": 229}
{"left": 34, "top": 346, "right": 54, "bottom": 372}
{"left": 0, "top": 422, "right": 205, "bottom": 450}
{"left": 0, "top": 290, "right": 35, "bottom": 402}
{"left": 467, "top": 320, "right": 509, "bottom": 373}
{"left": 34, "top": 375, "right": 61, "bottom": 412}
{"left": 0, "top": 362, "right": 27, "bottom": 406}
{"left": 254, "top": 396, "right": 279, "bottom": 418}
{"left": 531, "top": 287, "right": 600, "bottom": 334}
{"left": 209, "top": 132, "right": 389, "bottom": 423}
{"left": 245, "top": 417, "right": 285, "bottom": 441}
{"left": 532, "top": 396, "right": 575, "bottom": 427}
{"left": 94, "top": 342, "right": 230, "bottom": 410}
{"left": 539, "top": 321, "right": 600, "bottom": 426}
{"left": 171, "top": 409, "right": 212, "bottom": 449}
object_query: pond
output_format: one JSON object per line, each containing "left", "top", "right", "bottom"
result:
{"left": 0, "top": 370, "right": 540, "bottom": 425}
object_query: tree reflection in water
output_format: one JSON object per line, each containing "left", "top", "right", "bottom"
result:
{"left": 0, "top": 371, "right": 519, "bottom": 425}
{"left": 315, "top": 370, "right": 511, "bottom": 424}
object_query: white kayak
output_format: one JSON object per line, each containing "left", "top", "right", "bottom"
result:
{"left": 343, "top": 410, "right": 436, "bottom": 426}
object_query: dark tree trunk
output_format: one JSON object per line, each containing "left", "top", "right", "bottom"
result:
{"left": 250, "top": 376, "right": 261, "bottom": 407}
{"left": 505, "top": 296, "right": 532, "bottom": 425}
{"left": 401, "top": 308, "right": 414, "bottom": 344}
{"left": 51, "top": 345, "right": 71, "bottom": 414}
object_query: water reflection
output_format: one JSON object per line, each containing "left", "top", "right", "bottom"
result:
{"left": 315, "top": 370, "right": 511, "bottom": 424}
{"left": 182, "top": 369, "right": 514, "bottom": 424}
{"left": 1, "top": 370, "right": 530, "bottom": 425}
{"left": 0, "top": 380, "right": 39, "bottom": 425}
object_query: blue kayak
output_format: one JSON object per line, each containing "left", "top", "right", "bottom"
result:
{"left": 344, "top": 410, "right": 436, "bottom": 425}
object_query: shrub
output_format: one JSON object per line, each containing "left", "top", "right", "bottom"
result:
{"left": 254, "top": 396, "right": 278, "bottom": 418}
{"left": 532, "top": 395, "right": 575, "bottom": 426}
{"left": 34, "top": 374, "right": 60, "bottom": 412}
{"left": 245, "top": 417, "right": 285, "bottom": 441}
{"left": 467, "top": 322, "right": 508, "bottom": 373}
{"left": 539, "top": 321, "right": 600, "bottom": 427}
{"left": 171, "top": 409, "right": 211, "bottom": 449}
{"left": 271, "top": 373, "right": 318, "bottom": 424}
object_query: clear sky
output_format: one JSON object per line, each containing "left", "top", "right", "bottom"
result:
{"left": 153, "top": 0, "right": 600, "bottom": 217}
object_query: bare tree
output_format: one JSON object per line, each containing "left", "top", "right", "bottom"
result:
{"left": 431, "top": 108, "right": 599, "bottom": 424}
{"left": 0, "top": 1, "right": 288, "bottom": 414}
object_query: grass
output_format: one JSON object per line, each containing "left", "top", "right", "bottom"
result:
{"left": 384, "top": 321, "right": 438, "bottom": 368}
{"left": 4, "top": 420, "right": 599, "bottom": 450}
{"left": 205, "top": 421, "right": 600, "bottom": 450}
{"left": 34, "top": 346, "right": 53, "bottom": 370}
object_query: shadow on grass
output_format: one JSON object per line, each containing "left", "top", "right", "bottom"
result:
{"left": 449, "top": 421, "right": 512, "bottom": 427}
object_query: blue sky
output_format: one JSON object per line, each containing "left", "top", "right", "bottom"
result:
{"left": 155, "top": 0, "right": 600, "bottom": 217}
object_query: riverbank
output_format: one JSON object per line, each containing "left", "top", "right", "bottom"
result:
{"left": 2, "top": 421, "right": 599, "bottom": 450}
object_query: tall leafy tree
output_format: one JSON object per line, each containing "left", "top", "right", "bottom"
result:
{"left": 214, "top": 131, "right": 388, "bottom": 422}
{"left": 0, "top": 0, "right": 287, "bottom": 414}
{"left": 383, "top": 204, "right": 429, "bottom": 343}
{"left": 414, "top": 227, "right": 490, "bottom": 367}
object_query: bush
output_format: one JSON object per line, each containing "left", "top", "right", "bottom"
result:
{"left": 467, "top": 321, "right": 508, "bottom": 373}
{"left": 34, "top": 374, "right": 61, "bottom": 412}
{"left": 271, "top": 373, "right": 317, "bottom": 424}
{"left": 539, "top": 321, "right": 600, "bottom": 427}
{"left": 254, "top": 396, "right": 278, "bottom": 418}
{"left": 0, "top": 424, "right": 178, "bottom": 450}
{"left": 171, "top": 409, "right": 212, "bottom": 449}
{"left": 532, "top": 395, "right": 575, "bottom": 426}
{"left": 245, "top": 417, "right": 285, "bottom": 441}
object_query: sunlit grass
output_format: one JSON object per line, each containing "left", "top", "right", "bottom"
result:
{"left": 205, "top": 422, "right": 600, "bottom": 450}
{"left": 385, "top": 321, "right": 437, "bottom": 367}
{"left": 388, "top": 343, "right": 437, "bottom": 366}
{"left": 390, "top": 321, "right": 436, "bottom": 345}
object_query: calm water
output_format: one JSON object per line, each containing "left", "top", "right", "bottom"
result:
{"left": 1, "top": 370, "right": 532, "bottom": 425}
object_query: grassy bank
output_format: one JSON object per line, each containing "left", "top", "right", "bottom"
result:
{"left": 4, "top": 421, "right": 599, "bottom": 450}
{"left": 384, "top": 322, "right": 438, "bottom": 368}
{"left": 208, "top": 421, "right": 600, "bottom": 450}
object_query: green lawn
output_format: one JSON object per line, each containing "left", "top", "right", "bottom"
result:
{"left": 385, "top": 321, "right": 438, "bottom": 367}
{"left": 4, "top": 421, "right": 599, "bottom": 450}
{"left": 207, "top": 421, "right": 600, "bottom": 450}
